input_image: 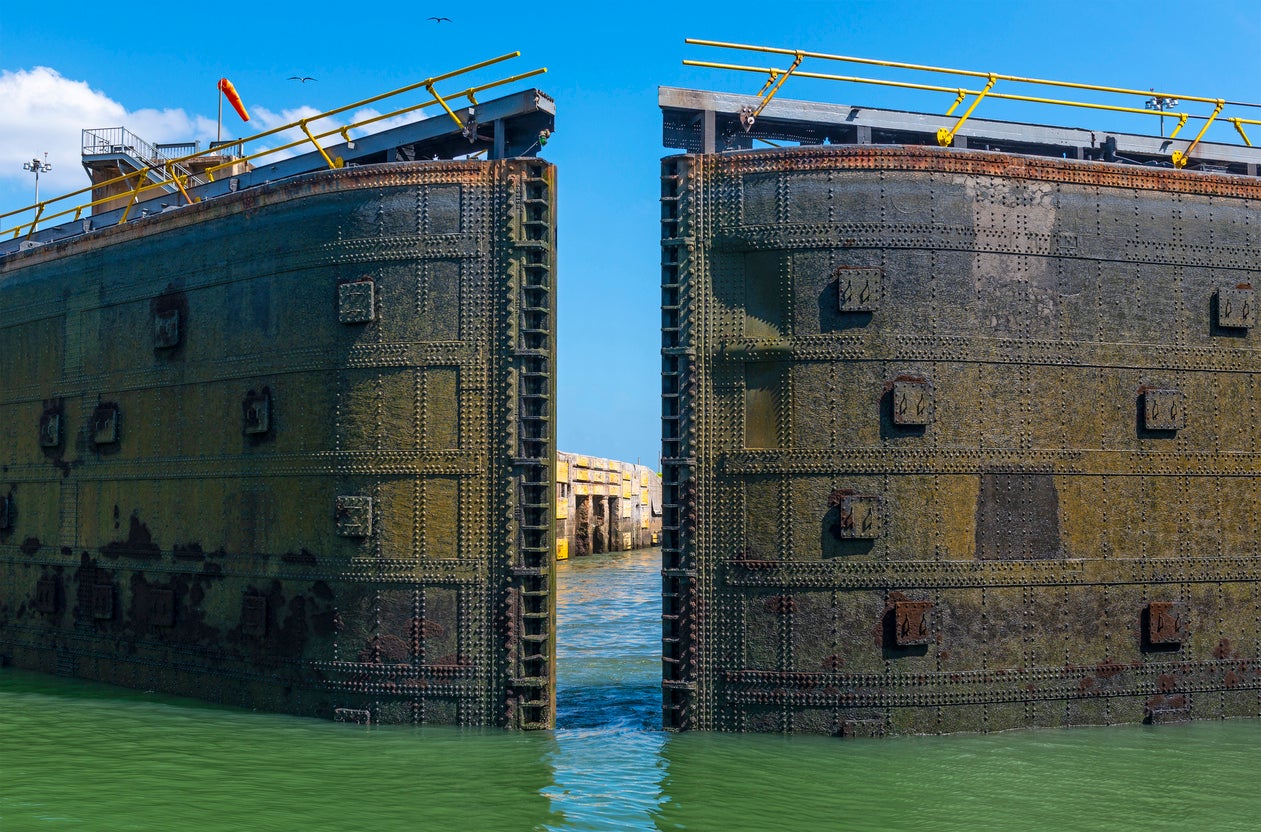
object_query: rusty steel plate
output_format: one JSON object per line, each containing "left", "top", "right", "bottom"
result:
{"left": 0, "top": 160, "right": 556, "bottom": 727}
{"left": 662, "top": 144, "right": 1261, "bottom": 734}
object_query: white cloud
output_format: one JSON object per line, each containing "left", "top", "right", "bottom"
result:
{"left": 0, "top": 66, "right": 433, "bottom": 216}
{"left": 0, "top": 67, "right": 214, "bottom": 200}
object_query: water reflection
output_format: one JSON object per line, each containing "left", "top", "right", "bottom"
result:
{"left": 652, "top": 722, "right": 1261, "bottom": 832}
{"left": 0, "top": 669, "right": 561, "bottom": 831}
{"left": 554, "top": 546, "right": 662, "bottom": 731}
{"left": 546, "top": 547, "right": 667, "bottom": 830}
{"left": 5, "top": 545, "right": 1261, "bottom": 830}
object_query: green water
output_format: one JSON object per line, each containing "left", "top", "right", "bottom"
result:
{"left": 3, "top": 547, "right": 1260, "bottom": 831}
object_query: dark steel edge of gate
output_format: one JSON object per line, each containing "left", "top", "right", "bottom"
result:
{"left": 502, "top": 159, "right": 557, "bottom": 729}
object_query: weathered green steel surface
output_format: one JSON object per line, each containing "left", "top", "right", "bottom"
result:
{"left": 661, "top": 145, "right": 1261, "bottom": 734}
{"left": 0, "top": 159, "right": 556, "bottom": 728}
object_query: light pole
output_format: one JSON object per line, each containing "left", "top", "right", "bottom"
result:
{"left": 22, "top": 153, "right": 52, "bottom": 205}
{"left": 1145, "top": 90, "right": 1180, "bottom": 137}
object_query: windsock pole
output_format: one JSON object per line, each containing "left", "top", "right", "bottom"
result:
{"left": 216, "top": 78, "right": 250, "bottom": 144}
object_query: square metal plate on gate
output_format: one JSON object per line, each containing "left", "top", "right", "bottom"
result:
{"left": 1146, "top": 601, "right": 1185, "bottom": 646}
{"left": 93, "top": 404, "right": 120, "bottom": 445}
{"left": 892, "top": 379, "right": 933, "bottom": 426}
{"left": 1143, "top": 388, "right": 1185, "bottom": 431}
{"left": 39, "top": 411, "right": 61, "bottom": 448}
{"left": 836, "top": 267, "right": 881, "bottom": 313}
{"left": 338, "top": 279, "right": 376, "bottom": 323}
{"left": 1217, "top": 286, "right": 1255, "bottom": 330}
{"left": 242, "top": 595, "right": 267, "bottom": 637}
{"left": 893, "top": 600, "right": 933, "bottom": 646}
{"left": 243, "top": 390, "right": 271, "bottom": 435}
{"left": 144, "top": 587, "right": 175, "bottom": 627}
{"left": 153, "top": 309, "right": 181, "bottom": 348}
{"left": 36, "top": 578, "right": 57, "bottom": 614}
{"left": 835, "top": 494, "right": 881, "bottom": 539}
{"left": 92, "top": 584, "right": 114, "bottom": 620}
{"left": 336, "top": 496, "right": 374, "bottom": 537}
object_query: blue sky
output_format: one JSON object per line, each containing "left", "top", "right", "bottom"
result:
{"left": 3, "top": 0, "right": 1260, "bottom": 468}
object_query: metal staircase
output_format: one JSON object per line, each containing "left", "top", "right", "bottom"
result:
{"left": 81, "top": 127, "right": 207, "bottom": 192}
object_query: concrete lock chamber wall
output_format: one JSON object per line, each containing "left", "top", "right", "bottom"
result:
{"left": 661, "top": 143, "right": 1261, "bottom": 735}
{"left": 0, "top": 159, "right": 557, "bottom": 728}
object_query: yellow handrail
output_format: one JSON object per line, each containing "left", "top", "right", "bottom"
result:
{"left": 685, "top": 39, "right": 1261, "bottom": 166}
{"left": 741, "top": 51, "right": 803, "bottom": 129}
{"left": 686, "top": 60, "right": 1247, "bottom": 126}
{"left": 3, "top": 53, "right": 547, "bottom": 239}
{"left": 938, "top": 73, "right": 996, "bottom": 147}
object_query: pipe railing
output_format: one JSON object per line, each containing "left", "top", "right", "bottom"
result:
{"left": 4, "top": 52, "right": 546, "bottom": 239}
{"left": 684, "top": 39, "right": 1261, "bottom": 168}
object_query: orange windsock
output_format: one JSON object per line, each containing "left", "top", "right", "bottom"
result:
{"left": 218, "top": 78, "right": 250, "bottom": 122}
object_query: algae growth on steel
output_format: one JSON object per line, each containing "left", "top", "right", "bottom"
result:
{"left": 0, "top": 159, "right": 557, "bottom": 727}
{"left": 661, "top": 144, "right": 1261, "bottom": 734}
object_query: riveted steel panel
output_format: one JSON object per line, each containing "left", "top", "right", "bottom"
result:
{"left": 0, "top": 159, "right": 556, "bottom": 728}
{"left": 664, "top": 144, "right": 1261, "bottom": 734}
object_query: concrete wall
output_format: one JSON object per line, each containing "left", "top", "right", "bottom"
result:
{"left": 555, "top": 452, "right": 661, "bottom": 559}
{"left": 663, "top": 145, "right": 1261, "bottom": 734}
{"left": 0, "top": 159, "right": 556, "bottom": 728}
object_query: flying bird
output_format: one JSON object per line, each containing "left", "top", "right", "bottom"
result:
{"left": 288, "top": 76, "right": 317, "bottom": 83}
{"left": 428, "top": 16, "right": 452, "bottom": 22}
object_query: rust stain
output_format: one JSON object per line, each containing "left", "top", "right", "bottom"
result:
{"left": 415, "top": 618, "right": 447, "bottom": 639}
{"left": 763, "top": 595, "right": 797, "bottom": 614}
{"left": 172, "top": 543, "right": 204, "bottom": 560}
{"left": 101, "top": 514, "right": 161, "bottom": 560}
{"left": 358, "top": 634, "right": 410, "bottom": 665}
{"left": 1094, "top": 661, "right": 1124, "bottom": 679}
{"left": 708, "top": 145, "right": 1261, "bottom": 200}
{"left": 881, "top": 373, "right": 929, "bottom": 394}
{"left": 281, "top": 549, "right": 317, "bottom": 564}
{"left": 826, "top": 487, "right": 856, "bottom": 508}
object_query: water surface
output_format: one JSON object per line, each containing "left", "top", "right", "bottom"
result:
{"left": 3, "top": 547, "right": 1260, "bottom": 830}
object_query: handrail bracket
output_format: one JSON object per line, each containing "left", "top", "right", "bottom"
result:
{"left": 937, "top": 73, "right": 997, "bottom": 146}
{"left": 741, "top": 52, "right": 804, "bottom": 131}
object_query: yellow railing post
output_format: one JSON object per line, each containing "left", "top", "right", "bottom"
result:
{"left": 24, "top": 204, "right": 45, "bottom": 238}
{"left": 1167, "top": 113, "right": 1190, "bottom": 139}
{"left": 741, "top": 52, "right": 803, "bottom": 130}
{"left": 166, "top": 162, "right": 194, "bottom": 205}
{"left": 298, "top": 119, "right": 343, "bottom": 170}
{"left": 1173, "top": 100, "right": 1225, "bottom": 169}
{"left": 944, "top": 89, "right": 968, "bottom": 116}
{"left": 119, "top": 169, "right": 150, "bottom": 224}
{"left": 937, "top": 73, "right": 997, "bottom": 146}
{"left": 425, "top": 81, "right": 465, "bottom": 130}
{"left": 1231, "top": 118, "right": 1253, "bottom": 147}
